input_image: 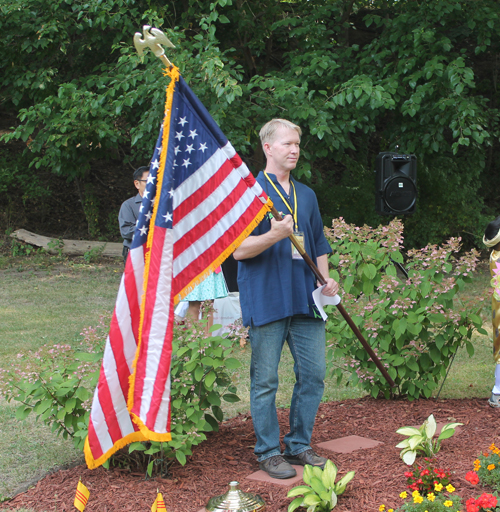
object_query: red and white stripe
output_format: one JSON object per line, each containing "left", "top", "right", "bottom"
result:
{"left": 129, "top": 146, "right": 269, "bottom": 436}
{"left": 85, "top": 254, "right": 148, "bottom": 466}
{"left": 129, "top": 227, "right": 175, "bottom": 433}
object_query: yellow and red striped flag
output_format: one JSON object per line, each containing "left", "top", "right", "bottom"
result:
{"left": 151, "top": 492, "right": 167, "bottom": 512}
{"left": 74, "top": 480, "right": 90, "bottom": 511}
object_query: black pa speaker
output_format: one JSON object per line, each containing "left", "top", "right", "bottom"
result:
{"left": 375, "top": 152, "right": 417, "bottom": 215}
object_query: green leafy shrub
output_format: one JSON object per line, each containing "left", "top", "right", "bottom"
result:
{"left": 0, "top": 317, "right": 108, "bottom": 450}
{"left": 325, "top": 218, "right": 486, "bottom": 400}
{"left": 83, "top": 245, "right": 104, "bottom": 264}
{"left": 11, "top": 240, "right": 38, "bottom": 257}
{"left": 0, "top": 309, "right": 245, "bottom": 474}
{"left": 126, "top": 315, "right": 244, "bottom": 470}
{"left": 47, "top": 238, "right": 65, "bottom": 257}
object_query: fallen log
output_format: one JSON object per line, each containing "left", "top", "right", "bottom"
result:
{"left": 10, "top": 229, "right": 123, "bottom": 258}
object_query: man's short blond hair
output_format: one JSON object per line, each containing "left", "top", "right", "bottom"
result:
{"left": 259, "top": 119, "right": 302, "bottom": 151}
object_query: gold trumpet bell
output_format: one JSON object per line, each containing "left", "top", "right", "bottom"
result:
{"left": 205, "top": 481, "right": 266, "bottom": 512}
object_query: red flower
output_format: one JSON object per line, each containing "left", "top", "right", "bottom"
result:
{"left": 476, "top": 493, "right": 497, "bottom": 509}
{"left": 404, "top": 460, "right": 451, "bottom": 496}
{"left": 466, "top": 497, "right": 479, "bottom": 512}
{"left": 465, "top": 471, "right": 480, "bottom": 485}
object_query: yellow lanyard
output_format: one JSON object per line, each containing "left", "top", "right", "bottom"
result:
{"left": 264, "top": 172, "right": 298, "bottom": 230}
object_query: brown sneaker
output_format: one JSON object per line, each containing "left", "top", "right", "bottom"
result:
{"left": 284, "top": 449, "right": 328, "bottom": 469}
{"left": 259, "top": 455, "right": 297, "bottom": 479}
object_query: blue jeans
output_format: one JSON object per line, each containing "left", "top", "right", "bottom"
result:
{"left": 249, "top": 316, "right": 326, "bottom": 461}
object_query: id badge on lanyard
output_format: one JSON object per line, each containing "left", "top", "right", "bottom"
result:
{"left": 292, "top": 231, "right": 305, "bottom": 259}
{"left": 263, "top": 173, "right": 302, "bottom": 258}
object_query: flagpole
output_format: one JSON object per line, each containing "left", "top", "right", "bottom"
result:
{"left": 270, "top": 205, "right": 397, "bottom": 389}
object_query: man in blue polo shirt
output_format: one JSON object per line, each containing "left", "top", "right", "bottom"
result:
{"left": 233, "top": 119, "right": 339, "bottom": 479}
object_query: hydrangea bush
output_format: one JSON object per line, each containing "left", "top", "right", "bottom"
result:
{"left": 324, "top": 218, "right": 486, "bottom": 400}
{"left": 0, "top": 316, "right": 109, "bottom": 449}
{"left": 0, "top": 309, "right": 245, "bottom": 471}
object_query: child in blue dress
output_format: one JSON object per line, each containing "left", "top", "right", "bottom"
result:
{"left": 184, "top": 267, "right": 228, "bottom": 334}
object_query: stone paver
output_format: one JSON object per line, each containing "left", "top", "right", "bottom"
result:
{"left": 317, "top": 435, "right": 383, "bottom": 454}
{"left": 245, "top": 464, "right": 304, "bottom": 485}
{"left": 208, "top": 435, "right": 384, "bottom": 496}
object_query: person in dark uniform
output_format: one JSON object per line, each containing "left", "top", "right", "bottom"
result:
{"left": 118, "top": 166, "right": 149, "bottom": 264}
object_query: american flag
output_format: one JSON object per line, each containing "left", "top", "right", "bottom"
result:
{"left": 84, "top": 66, "right": 272, "bottom": 468}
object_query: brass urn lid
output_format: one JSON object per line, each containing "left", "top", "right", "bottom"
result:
{"left": 205, "top": 481, "right": 266, "bottom": 512}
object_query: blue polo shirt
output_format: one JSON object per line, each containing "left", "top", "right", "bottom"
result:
{"left": 237, "top": 171, "right": 332, "bottom": 327}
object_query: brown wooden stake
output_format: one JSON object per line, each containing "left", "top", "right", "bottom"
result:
{"left": 270, "top": 205, "right": 397, "bottom": 388}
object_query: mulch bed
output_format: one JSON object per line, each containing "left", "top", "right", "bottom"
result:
{"left": 1, "top": 397, "right": 497, "bottom": 511}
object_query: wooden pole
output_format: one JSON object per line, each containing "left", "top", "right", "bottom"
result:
{"left": 270, "top": 205, "right": 397, "bottom": 388}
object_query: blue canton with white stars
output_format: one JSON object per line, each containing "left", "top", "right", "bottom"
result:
{"left": 131, "top": 76, "right": 230, "bottom": 249}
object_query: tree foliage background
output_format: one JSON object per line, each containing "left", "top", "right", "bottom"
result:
{"left": 1, "top": 0, "right": 499, "bottom": 247}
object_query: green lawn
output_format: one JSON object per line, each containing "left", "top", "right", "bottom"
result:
{"left": 0, "top": 264, "right": 122, "bottom": 357}
{"left": 0, "top": 253, "right": 494, "bottom": 499}
{"left": 0, "top": 397, "right": 82, "bottom": 499}
{"left": 0, "top": 256, "right": 122, "bottom": 498}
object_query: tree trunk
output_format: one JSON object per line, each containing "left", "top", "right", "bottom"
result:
{"left": 11, "top": 229, "right": 122, "bottom": 258}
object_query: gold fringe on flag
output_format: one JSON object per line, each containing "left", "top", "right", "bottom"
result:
{"left": 84, "top": 428, "right": 148, "bottom": 469}
{"left": 126, "top": 65, "right": 179, "bottom": 443}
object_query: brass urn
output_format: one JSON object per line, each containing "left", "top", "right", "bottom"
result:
{"left": 205, "top": 481, "right": 266, "bottom": 512}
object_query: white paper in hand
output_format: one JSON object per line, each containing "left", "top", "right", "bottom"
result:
{"left": 312, "top": 285, "right": 341, "bottom": 321}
